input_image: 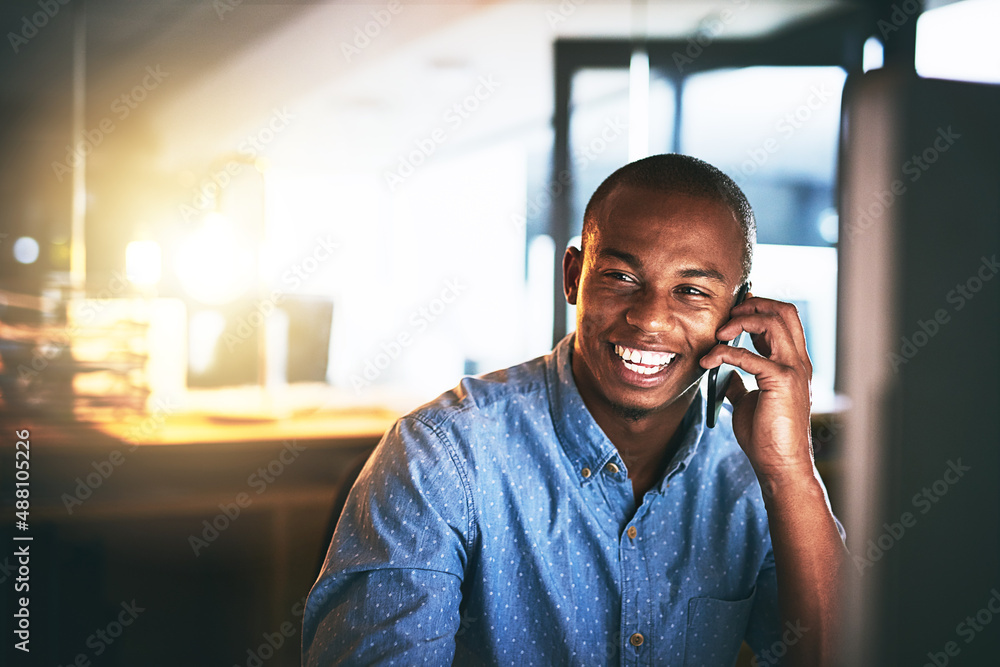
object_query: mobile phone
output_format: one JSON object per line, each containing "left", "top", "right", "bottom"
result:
{"left": 706, "top": 282, "right": 750, "bottom": 428}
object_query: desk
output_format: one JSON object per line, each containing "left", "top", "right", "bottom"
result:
{"left": 0, "top": 399, "right": 402, "bottom": 667}
{"left": 93, "top": 405, "right": 400, "bottom": 447}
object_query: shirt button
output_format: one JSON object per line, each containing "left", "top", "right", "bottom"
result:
{"left": 629, "top": 632, "right": 644, "bottom": 647}
{"left": 581, "top": 467, "right": 591, "bottom": 478}
{"left": 605, "top": 462, "right": 619, "bottom": 474}
{"left": 626, "top": 526, "right": 637, "bottom": 539}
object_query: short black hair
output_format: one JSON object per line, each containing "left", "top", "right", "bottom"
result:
{"left": 582, "top": 154, "right": 756, "bottom": 283}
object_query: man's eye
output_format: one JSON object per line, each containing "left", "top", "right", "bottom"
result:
{"left": 605, "top": 271, "right": 635, "bottom": 283}
{"left": 677, "top": 286, "right": 708, "bottom": 297}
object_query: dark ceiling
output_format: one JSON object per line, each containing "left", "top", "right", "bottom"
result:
{"left": 0, "top": 1, "right": 315, "bottom": 135}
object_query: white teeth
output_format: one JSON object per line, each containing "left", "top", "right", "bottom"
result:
{"left": 614, "top": 344, "right": 676, "bottom": 372}
{"left": 624, "top": 360, "right": 659, "bottom": 375}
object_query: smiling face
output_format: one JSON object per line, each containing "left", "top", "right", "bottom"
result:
{"left": 564, "top": 185, "right": 747, "bottom": 423}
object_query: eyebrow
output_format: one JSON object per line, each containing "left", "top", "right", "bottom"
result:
{"left": 596, "top": 247, "right": 728, "bottom": 284}
{"left": 597, "top": 247, "right": 642, "bottom": 267}
{"left": 677, "top": 267, "right": 727, "bottom": 284}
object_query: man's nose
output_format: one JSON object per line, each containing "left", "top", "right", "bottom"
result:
{"left": 625, "top": 289, "right": 676, "bottom": 333}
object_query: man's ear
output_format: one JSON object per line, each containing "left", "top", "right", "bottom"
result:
{"left": 563, "top": 246, "right": 582, "bottom": 305}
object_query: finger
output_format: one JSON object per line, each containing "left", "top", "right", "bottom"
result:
{"left": 729, "top": 297, "right": 810, "bottom": 367}
{"left": 714, "top": 312, "right": 800, "bottom": 367}
{"left": 700, "top": 344, "right": 775, "bottom": 377}
{"left": 749, "top": 297, "right": 808, "bottom": 365}
{"left": 702, "top": 345, "right": 810, "bottom": 417}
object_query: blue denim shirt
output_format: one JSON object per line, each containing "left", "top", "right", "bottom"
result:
{"left": 304, "top": 334, "right": 837, "bottom": 665}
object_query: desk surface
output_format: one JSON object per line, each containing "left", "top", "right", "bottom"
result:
{"left": 8, "top": 384, "right": 412, "bottom": 448}
{"left": 95, "top": 406, "right": 400, "bottom": 446}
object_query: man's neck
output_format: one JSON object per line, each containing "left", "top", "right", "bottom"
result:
{"left": 581, "top": 385, "right": 699, "bottom": 503}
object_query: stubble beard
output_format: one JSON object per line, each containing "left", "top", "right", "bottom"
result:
{"left": 609, "top": 399, "right": 653, "bottom": 423}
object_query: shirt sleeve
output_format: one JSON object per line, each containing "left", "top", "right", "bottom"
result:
{"left": 302, "top": 415, "right": 473, "bottom": 666}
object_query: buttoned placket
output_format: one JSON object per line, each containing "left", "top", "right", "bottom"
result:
{"left": 590, "top": 451, "right": 654, "bottom": 667}
{"left": 618, "top": 456, "right": 694, "bottom": 666}
{"left": 620, "top": 494, "right": 654, "bottom": 666}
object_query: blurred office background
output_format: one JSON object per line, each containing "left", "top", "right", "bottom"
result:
{"left": 0, "top": 0, "right": 997, "bottom": 665}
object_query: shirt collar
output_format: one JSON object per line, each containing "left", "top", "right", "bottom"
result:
{"left": 545, "top": 332, "right": 706, "bottom": 491}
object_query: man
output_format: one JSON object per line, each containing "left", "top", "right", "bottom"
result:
{"left": 303, "top": 154, "right": 849, "bottom": 666}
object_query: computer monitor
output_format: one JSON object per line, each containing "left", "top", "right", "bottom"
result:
{"left": 838, "top": 68, "right": 1000, "bottom": 666}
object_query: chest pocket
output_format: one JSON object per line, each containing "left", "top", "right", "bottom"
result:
{"left": 683, "top": 586, "right": 756, "bottom": 667}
